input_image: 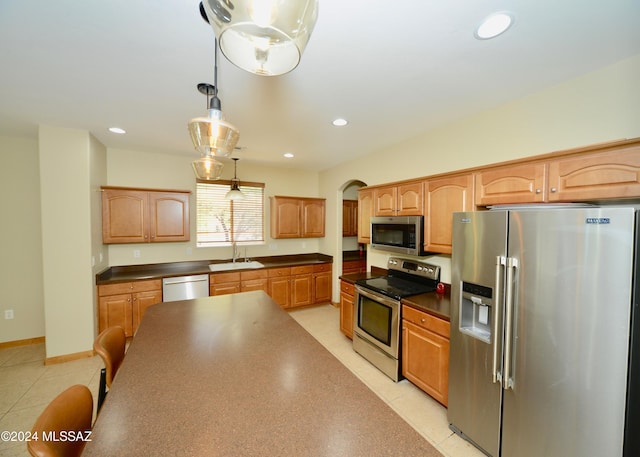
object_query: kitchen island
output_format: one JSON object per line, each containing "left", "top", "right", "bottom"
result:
{"left": 83, "top": 291, "right": 441, "bottom": 456}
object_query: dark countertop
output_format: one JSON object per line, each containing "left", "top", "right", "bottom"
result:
{"left": 402, "top": 291, "right": 451, "bottom": 321}
{"left": 83, "top": 292, "right": 441, "bottom": 457}
{"left": 340, "top": 271, "right": 451, "bottom": 321}
{"left": 96, "top": 253, "right": 333, "bottom": 284}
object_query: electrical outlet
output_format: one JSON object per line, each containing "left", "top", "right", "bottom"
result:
{"left": 5, "top": 309, "right": 14, "bottom": 320}
{"left": 133, "top": 249, "right": 141, "bottom": 258}
{"left": 269, "top": 243, "right": 278, "bottom": 250}
{"left": 186, "top": 247, "right": 193, "bottom": 255}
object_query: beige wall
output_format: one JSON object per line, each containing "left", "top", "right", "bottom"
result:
{"left": 0, "top": 136, "right": 44, "bottom": 343}
{"left": 1, "top": 53, "right": 639, "bottom": 352}
{"left": 319, "top": 53, "right": 640, "bottom": 294}
{"left": 38, "top": 126, "right": 106, "bottom": 357}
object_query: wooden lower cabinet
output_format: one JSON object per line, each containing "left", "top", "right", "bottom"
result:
{"left": 342, "top": 259, "right": 366, "bottom": 275}
{"left": 312, "top": 264, "right": 332, "bottom": 304}
{"left": 97, "top": 279, "right": 162, "bottom": 337}
{"left": 210, "top": 272, "right": 241, "bottom": 296}
{"left": 339, "top": 280, "right": 355, "bottom": 339}
{"left": 290, "top": 266, "right": 314, "bottom": 307}
{"left": 402, "top": 305, "right": 450, "bottom": 406}
{"left": 240, "top": 270, "right": 268, "bottom": 293}
{"left": 268, "top": 268, "right": 292, "bottom": 308}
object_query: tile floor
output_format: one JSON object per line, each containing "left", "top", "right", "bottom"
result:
{"left": 0, "top": 304, "right": 483, "bottom": 457}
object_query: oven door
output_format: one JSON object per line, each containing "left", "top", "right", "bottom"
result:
{"left": 353, "top": 286, "right": 400, "bottom": 357}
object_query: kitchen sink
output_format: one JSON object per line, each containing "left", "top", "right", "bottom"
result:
{"left": 208, "top": 261, "right": 265, "bottom": 272}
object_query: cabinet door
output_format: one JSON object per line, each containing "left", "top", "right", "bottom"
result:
{"left": 290, "top": 274, "right": 313, "bottom": 307}
{"left": 270, "top": 197, "right": 302, "bottom": 238}
{"left": 339, "top": 281, "right": 355, "bottom": 339}
{"left": 547, "top": 146, "right": 640, "bottom": 201}
{"left": 475, "top": 163, "right": 547, "bottom": 205}
{"left": 397, "top": 182, "right": 423, "bottom": 216}
{"left": 149, "top": 192, "right": 190, "bottom": 242}
{"left": 269, "top": 277, "right": 291, "bottom": 308}
{"left": 342, "top": 200, "right": 358, "bottom": 237}
{"left": 313, "top": 271, "right": 332, "bottom": 304}
{"left": 373, "top": 186, "right": 397, "bottom": 216}
{"left": 302, "top": 199, "right": 326, "bottom": 237}
{"left": 402, "top": 320, "right": 449, "bottom": 406}
{"left": 98, "top": 294, "right": 133, "bottom": 337}
{"left": 424, "top": 174, "right": 474, "bottom": 254}
{"left": 102, "top": 189, "right": 148, "bottom": 243}
{"left": 131, "top": 290, "right": 162, "bottom": 334}
{"left": 357, "top": 189, "right": 373, "bottom": 244}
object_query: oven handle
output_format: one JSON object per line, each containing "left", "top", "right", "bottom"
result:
{"left": 355, "top": 285, "right": 400, "bottom": 308}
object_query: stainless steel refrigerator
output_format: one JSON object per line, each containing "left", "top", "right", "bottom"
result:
{"left": 448, "top": 206, "right": 640, "bottom": 457}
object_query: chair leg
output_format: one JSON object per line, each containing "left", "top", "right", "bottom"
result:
{"left": 97, "top": 368, "right": 107, "bottom": 412}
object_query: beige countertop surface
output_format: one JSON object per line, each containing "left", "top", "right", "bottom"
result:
{"left": 83, "top": 291, "right": 441, "bottom": 456}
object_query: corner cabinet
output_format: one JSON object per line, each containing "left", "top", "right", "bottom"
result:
{"left": 102, "top": 187, "right": 190, "bottom": 244}
{"left": 357, "top": 189, "right": 374, "bottom": 244}
{"left": 270, "top": 196, "right": 326, "bottom": 239}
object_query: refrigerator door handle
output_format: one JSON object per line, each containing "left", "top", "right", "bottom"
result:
{"left": 493, "top": 255, "right": 506, "bottom": 384}
{"left": 503, "top": 256, "right": 518, "bottom": 390}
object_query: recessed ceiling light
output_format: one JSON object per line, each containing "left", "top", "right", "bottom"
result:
{"left": 284, "top": 152, "right": 294, "bottom": 158}
{"left": 332, "top": 118, "right": 348, "bottom": 127}
{"left": 108, "top": 127, "right": 126, "bottom": 134}
{"left": 475, "top": 12, "right": 514, "bottom": 40}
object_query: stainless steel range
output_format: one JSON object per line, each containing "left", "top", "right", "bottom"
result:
{"left": 354, "top": 257, "right": 440, "bottom": 381}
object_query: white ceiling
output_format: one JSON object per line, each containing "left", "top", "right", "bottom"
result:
{"left": 1, "top": 1, "right": 639, "bottom": 171}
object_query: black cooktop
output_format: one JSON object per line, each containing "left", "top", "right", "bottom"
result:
{"left": 356, "top": 275, "right": 437, "bottom": 300}
{"left": 355, "top": 257, "right": 440, "bottom": 300}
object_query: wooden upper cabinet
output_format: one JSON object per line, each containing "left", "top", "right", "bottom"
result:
{"left": 270, "top": 196, "right": 302, "bottom": 238}
{"left": 424, "top": 174, "right": 474, "bottom": 254}
{"left": 374, "top": 182, "right": 423, "bottom": 216}
{"left": 302, "top": 198, "right": 326, "bottom": 237}
{"left": 357, "top": 189, "right": 374, "bottom": 244}
{"left": 475, "top": 162, "right": 547, "bottom": 206}
{"left": 342, "top": 200, "right": 358, "bottom": 237}
{"left": 270, "top": 196, "right": 326, "bottom": 239}
{"left": 102, "top": 187, "right": 190, "bottom": 244}
{"left": 547, "top": 145, "right": 640, "bottom": 201}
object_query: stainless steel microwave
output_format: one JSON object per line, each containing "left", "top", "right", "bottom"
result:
{"left": 370, "top": 216, "right": 424, "bottom": 256}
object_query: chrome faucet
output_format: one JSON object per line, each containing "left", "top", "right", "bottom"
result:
{"left": 232, "top": 242, "right": 239, "bottom": 263}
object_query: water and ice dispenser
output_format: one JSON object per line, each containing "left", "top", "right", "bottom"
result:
{"left": 460, "top": 281, "right": 493, "bottom": 343}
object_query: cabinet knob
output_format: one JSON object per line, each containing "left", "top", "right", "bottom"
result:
{"left": 535, "top": 189, "right": 541, "bottom": 194}
{"left": 550, "top": 187, "right": 557, "bottom": 193}
{"left": 420, "top": 318, "right": 426, "bottom": 323}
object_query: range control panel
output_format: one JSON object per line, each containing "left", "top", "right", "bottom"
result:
{"left": 387, "top": 257, "right": 440, "bottom": 281}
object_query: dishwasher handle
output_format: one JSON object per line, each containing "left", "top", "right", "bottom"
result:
{"left": 162, "top": 276, "right": 208, "bottom": 286}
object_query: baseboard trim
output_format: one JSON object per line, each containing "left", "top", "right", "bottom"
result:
{"left": 45, "top": 350, "right": 94, "bottom": 365}
{"left": 0, "top": 336, "right": 45, "bottom": 350}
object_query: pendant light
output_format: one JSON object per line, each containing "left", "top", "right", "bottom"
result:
{"left": 225, "top": 158, "right": 245, "bottom": 200}
{"left": 200, "top": 0, "right": 319, "bottom": 76}
{"left": 192, "top": 152, "right": 224, "bottom": 180}
{"left": 188, "top": 35, "right": 240, "bottom": 158}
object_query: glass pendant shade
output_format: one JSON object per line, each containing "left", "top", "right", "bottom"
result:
{"left": 225, "top": 158, "right": 245, "bottom": 199}
{"left": 188, "top": 107, "right": 239, "bottom": 157}
{"left": 225, "top": 180, "right": 245, "bottom": 200}
{"left": 192, "top": 154, "right": 224, "bottom": 180}
{"left": 202, "top": 0, "right": 319, "bottom": 76}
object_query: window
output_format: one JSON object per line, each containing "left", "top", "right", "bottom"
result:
{"left": 196, "top": 180, "right": 265, "bottom": 247}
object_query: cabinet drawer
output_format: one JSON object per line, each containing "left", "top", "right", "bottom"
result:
{"left": 291, "top": 265, "right": 313, "bottom": 275}
{"left": 268, "top": 267, "right": 291, "bottom": 277}
{"left": 240, "top": 269, "right": 268, "bottom": 280}
{"left": 403, "top": 305, "right": 450, "bottom": 339}
{"left": 313, "top": 263, "right": 332, "bottom": 273}
{"left": 98, "top": 282, "right": 134, "bottom": 296}
{"left": 340, "top": 281, "right": 355, "bottom": 295}
{"left": 210, "top": 272, "right": 241, "bottom": 284}
{"left": 131, "top": 279, "right": 162, "bottom": 293}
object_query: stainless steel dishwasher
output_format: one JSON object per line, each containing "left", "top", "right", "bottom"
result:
{"left": 162, "top": 274, "right": 209, "bottom": 302}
